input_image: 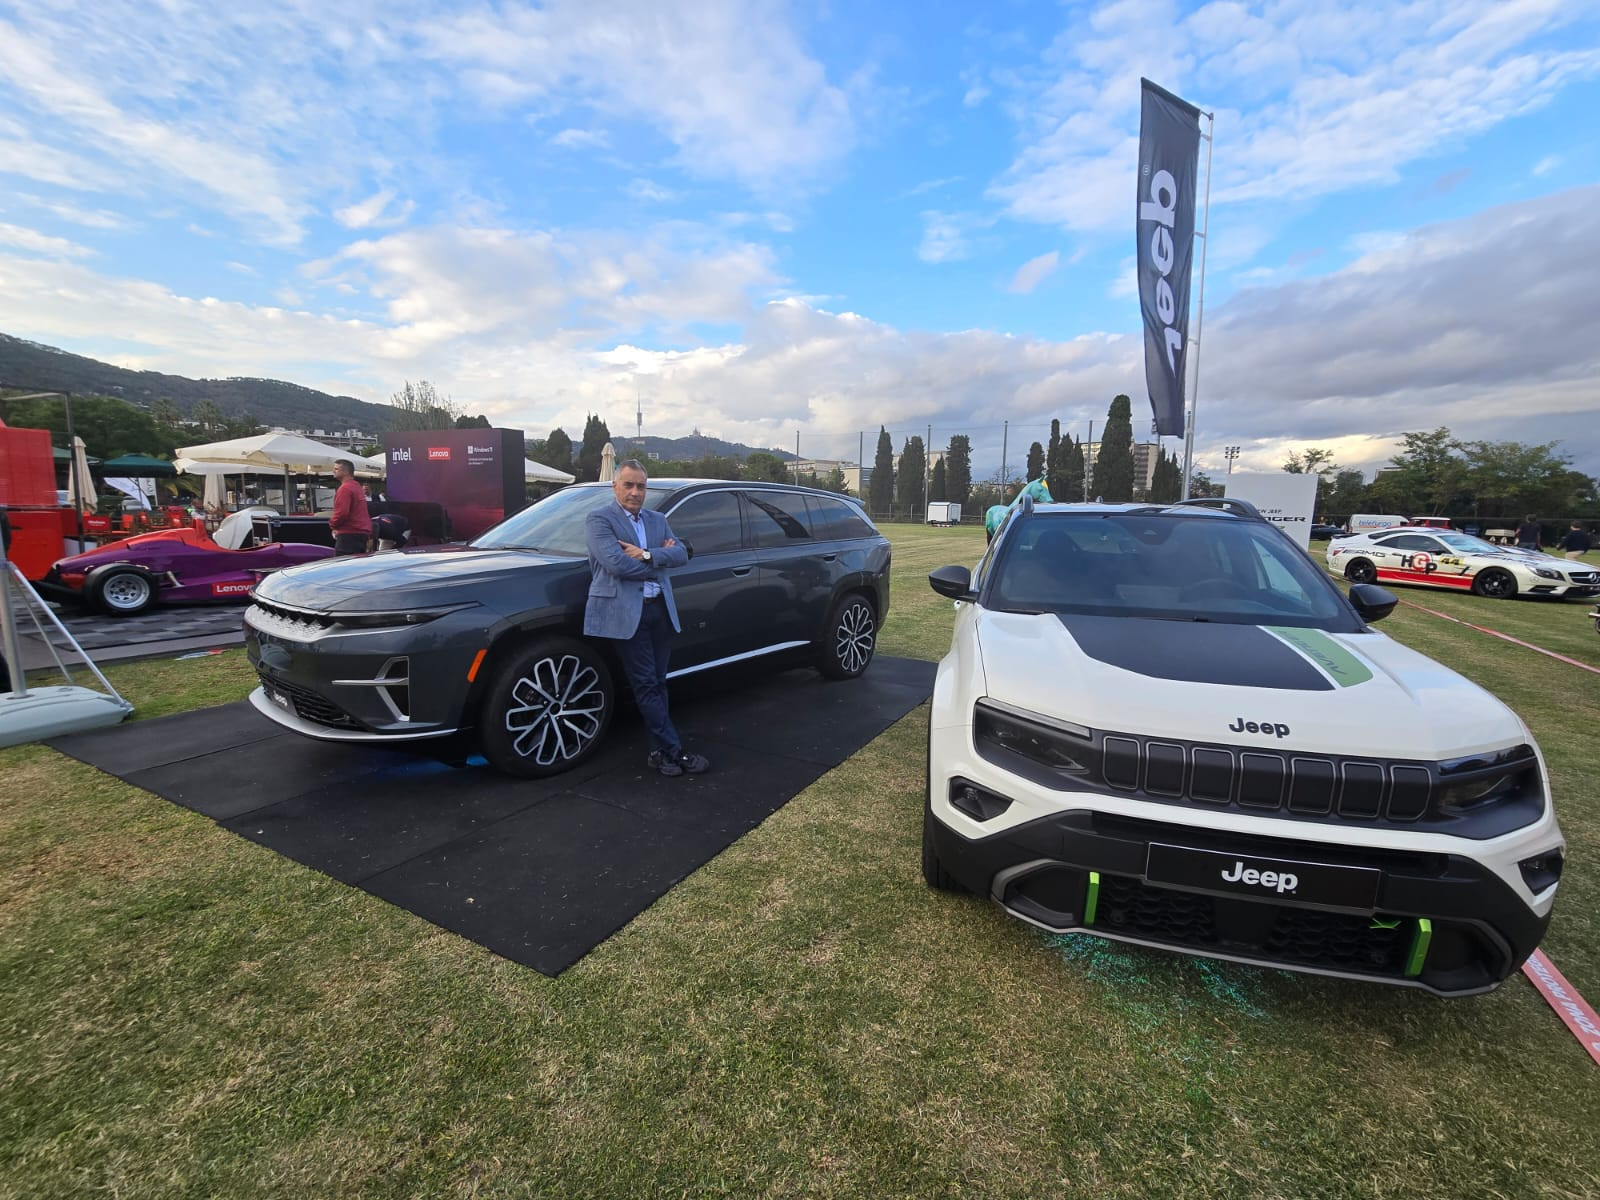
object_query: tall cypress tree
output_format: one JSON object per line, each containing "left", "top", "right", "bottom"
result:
{"left": 1096, "top": 395, "right": 1135, "bottom": 501}
{"left": 895, "top": 436, "right": 927, "bottom": 518}
{"left": 869, "top": 426, "right": 895, "bottom": 516}
{"left": 1062, "top": 435, "right": 1085, "bottom": 503}
{"left": 1047, "top": 419, "right": 1064, "bottom": 497}
{"left": 1149, "top": 444, "right": 1182, "bottom": 502}
{"left": 929, "top": 458, "right": 947, "bottom": 502}
{"left": 1025, "top": 440, "right": 1045, "bottom": 481}
{"left": 945, "top": 434, "right": 972, "bottom": 507}
{"left": 577, "top": 413, "right": 612, "bottom": 482}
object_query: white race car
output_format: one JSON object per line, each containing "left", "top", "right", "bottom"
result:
{"left": 923, "top": 496, "right": 1564, "bottom": 996}
{"left": 1327, "top": 527, "right": 1600, "bottom": 600}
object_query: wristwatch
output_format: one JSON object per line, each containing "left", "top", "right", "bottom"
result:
{"left": 642, "top": 549, "right": 653, "bottom": 564}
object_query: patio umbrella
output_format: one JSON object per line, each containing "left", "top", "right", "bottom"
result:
{"left": 176, "top": 432, "right": 356, "bottom": 473}
{"left": 97, "top": 453, "right": 177, "bottom": 477}
{"left": 203, "top": 471, "right": 225, "bottom": 512}
{"left": 66, "top": 436, "right": 95, "bottom": 516}
{"left": 524, "top": 458, "right": 575, "bottom": 484}
{"left": 599, "top": 441, "right": 616, "bottom": 483}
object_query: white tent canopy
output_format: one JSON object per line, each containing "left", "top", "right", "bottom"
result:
{"left": 359, "top": 449, "right": 574, "bottom": 484}
{"left": 177, "top": 433, "right": 380, "bottom": 476}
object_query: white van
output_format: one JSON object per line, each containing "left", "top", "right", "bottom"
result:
{"left": 1347, "top": 513, "right": 1408, "bottom": 535}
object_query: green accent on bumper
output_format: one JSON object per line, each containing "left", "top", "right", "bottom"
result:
{"left": 1369, "top": 917, "right": 1402, "bottom": 930}
{"left": 1406, "top": 918, "right": 1433, "bottom": 978}
{"left": 1265, "top": 626, "right": 1374, "bottom": 688}
{"left": 1084, "top": 871, "right": 1100, "bottom": 926}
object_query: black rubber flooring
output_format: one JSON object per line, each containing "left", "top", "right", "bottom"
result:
{"left": 48, "top": 657, "right": 935, "bottom": 975}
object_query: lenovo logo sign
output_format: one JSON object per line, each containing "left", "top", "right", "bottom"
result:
{"left": 428, "top": 447, "right": 451, "bottom": 461}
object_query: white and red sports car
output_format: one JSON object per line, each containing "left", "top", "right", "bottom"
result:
{"left": 1326, "top": 527, "right": 1600, "bottom": 601}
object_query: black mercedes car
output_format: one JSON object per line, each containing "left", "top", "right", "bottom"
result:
{"left": 245, "top": 479, "right": 891, "bottom": 776}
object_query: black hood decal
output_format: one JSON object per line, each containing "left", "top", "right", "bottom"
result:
{"left": 1054, "top": 614, "right": 1334, "bottom": 691}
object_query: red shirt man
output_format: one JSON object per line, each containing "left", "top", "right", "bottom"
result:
{"left": 330, "top": 459, "right": 372, "bottom": 555}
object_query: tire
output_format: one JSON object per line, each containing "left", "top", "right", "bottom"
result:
{"left": 1473, "top": 568, "right": 1518, "bottom": 600}
{"left": 922, "top": 806, "right": 965, "bottom": 892}
{"left": 1344, "top": 558, "right": 1377, "bottom": 585}
{"left": 816, "top": 593, "right": 877, "bottom": 680}
{"left": 88, "top": 567, "right": 156, "bottom": 616}
{"left": 478, "top": 636, "right": 615, "bottom": 778}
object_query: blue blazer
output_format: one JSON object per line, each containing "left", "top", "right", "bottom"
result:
{"left": 583, "top": 501, "right": 690, "bottom": 639}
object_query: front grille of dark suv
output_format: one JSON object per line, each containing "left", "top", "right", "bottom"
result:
{"left": 247, "top": 598, "right": 339, "bottom": 640}
{"left": 259, "top": 671, "right": 359, "bottom": 730}
{"left": 973, "top": 701, "right": 1544, "bottom": 839}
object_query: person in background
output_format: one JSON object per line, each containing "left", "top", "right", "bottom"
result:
{"left": 1558, "top": 523, "right": 1591, "bottom": 561}
{"left": 1515, "top": 514, "right": 1541, "bottom": 550}
{"left": 330, "top": 459, "right": 372, "bottom": 556}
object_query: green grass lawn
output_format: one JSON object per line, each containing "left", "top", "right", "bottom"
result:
{"left": 3, "top": 526, "right": 1598, "bottom": 1199}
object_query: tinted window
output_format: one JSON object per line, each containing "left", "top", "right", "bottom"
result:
{"left": 746, "top": 490, "right": 813, "bottom": 547}
{"left": 989, "top": 514, "right": 1357, "bottom": 630}
{"left": 1376, "top": 534, "right": 1443, "bottom": 551}
{"left": 472, "top": 484, "right": 671, "bottom": 556}
{"left": 666, "top": 491, "right": 744, "bottom": 555}
{"left": 806, "top": 494, "right": 875, "bottom": 540}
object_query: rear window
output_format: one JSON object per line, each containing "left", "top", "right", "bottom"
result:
{"left": 472, "top": 484, "right": 671, "bottom": 556}
{"left": 988, "top": 514, "right": 1359, "bottom": 630}
{"left": 806, "top": 494, "right": 876, "bottom": 540}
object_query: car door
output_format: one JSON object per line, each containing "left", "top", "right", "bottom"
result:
{"left": 1371, "top": 533, "right": 1450, "bottom": 586}
{"left": 744, "top": 488, "right": 832, "bottom": 647}
{"left": 659, "top": 488, "right": 763, "bottom": 667}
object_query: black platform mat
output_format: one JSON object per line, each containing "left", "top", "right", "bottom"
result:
{"left": 48, "top": 657, "right": 934, "bottom": 975}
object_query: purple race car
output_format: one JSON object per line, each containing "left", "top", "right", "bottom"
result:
{"left": 41, "top": 526, "right": 336, "bottom": 616}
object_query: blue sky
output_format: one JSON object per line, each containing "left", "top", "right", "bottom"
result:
{"left": 1, "top": 0, "right": 1597, "bottom": 481}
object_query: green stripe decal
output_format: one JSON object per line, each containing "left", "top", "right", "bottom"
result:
{"left": 1265, "top": 626, "right": 1374, "bottom": 688}
{"left": 1084, "top": 872, "right": 1100, "bottom": 926}
{"left": 1406, "top": 918, "right": 1433, "bottom": 978}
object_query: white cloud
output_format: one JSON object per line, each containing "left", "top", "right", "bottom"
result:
{"left": 335, "top": 189, "right": 414, "bottom": 231}
{"left": 0, "top": 222, "right": 93, "bottom": 259}
{"left": 918, "top": 211, "right": 972, "bottom": 263}
{"left": 1008, "top": 250, "right": 1060, "bottom": 293}
{"left": 418, "top": 0, "right": 858, "bottom": 192}
{"left": 990, "top": 1, "right": 1600, "bottom": 233}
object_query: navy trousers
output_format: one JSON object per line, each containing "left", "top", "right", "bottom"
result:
{"left": 616, "top": 599, "right": 681, "bottom": 755}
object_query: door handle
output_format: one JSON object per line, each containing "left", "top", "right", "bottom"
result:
{"left": 731, "top": 567, "right": 753, "bottom": 577}
{"left": 821, "top": 554, "right": 837, "bottom": 562}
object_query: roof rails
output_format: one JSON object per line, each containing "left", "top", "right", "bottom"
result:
{"left": 1173, "top": 496, "right": 1265, "bottom": 520}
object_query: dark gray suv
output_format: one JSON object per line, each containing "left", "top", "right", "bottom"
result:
{"left": 245, "top": 479, "right": 891, "bottom": 776}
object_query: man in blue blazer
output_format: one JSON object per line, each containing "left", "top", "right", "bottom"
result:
{"left": 584, "top": 459, "right": 710, "bottom": 777}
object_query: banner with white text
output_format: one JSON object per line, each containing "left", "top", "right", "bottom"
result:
{"left": 1136, "top": 79, "right": 1202, "bottom": 438}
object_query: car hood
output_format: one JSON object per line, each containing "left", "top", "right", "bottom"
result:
{"left": 253, "top": 545, "right": 582, "bottom": 611}
{"left": 975, "top": 610, "right": 1523, "bottom": 760}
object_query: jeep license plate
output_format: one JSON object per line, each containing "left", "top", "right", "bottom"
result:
{"left": 1145, "top": 843, "right": 1381, "bottom": 910}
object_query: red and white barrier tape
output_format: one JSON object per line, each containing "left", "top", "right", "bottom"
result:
{"left": 1398, "top": 600, "right": 1600, "bottom": 676}
{"left": 1521, "top": 950, "right": 1600, "bottom": 1066}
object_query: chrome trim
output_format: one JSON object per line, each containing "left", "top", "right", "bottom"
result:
{"left": 666, "top": 640, "right": 810, "bottom": 678}
{"left": 249, "top": 687, "right": 456, "bottom": 742}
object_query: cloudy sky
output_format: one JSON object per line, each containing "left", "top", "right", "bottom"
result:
{"left": 1, "top": 0, "right": 1597, "bottom": 480}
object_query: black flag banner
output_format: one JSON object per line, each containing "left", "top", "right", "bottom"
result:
{"left": 1136, "top": 79, "right": 1202, "bottom": 438}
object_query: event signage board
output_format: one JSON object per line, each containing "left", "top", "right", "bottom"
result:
{"left": 1224, "top": 472, "right": 1320, "bottom": 551}
{"left": 383, "top": 427, "right": 527, "bottom": 541}
{"left": 1136, "top": 78, "right": 1202, "bottom": 438}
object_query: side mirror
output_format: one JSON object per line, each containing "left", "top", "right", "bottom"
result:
{"left": 928, "top": 564, "right": 975, "bottom": 601}
{"left": 1348, "top": 583, "right": 1398, "bottom": 624}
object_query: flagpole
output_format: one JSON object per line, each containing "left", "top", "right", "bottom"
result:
{"left": 1180, "top": 107, "right": 1215, "bottom": 499}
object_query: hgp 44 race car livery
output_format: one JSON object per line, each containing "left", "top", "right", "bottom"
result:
{"left": 1327, "top": 526, "right": 1600, "bottom": 601}
{"left": 923, "top": 496, "right": 1565, "bottom": 996}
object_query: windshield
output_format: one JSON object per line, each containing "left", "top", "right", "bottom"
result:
{"left": 989, "top": 513, "right": 1360, "bottom": 629}
{"left": 1437, "top": 533, "right": 1507, "bottom": 554}
{"left": 471, "top": 484, "right": 671, "bottom": 555}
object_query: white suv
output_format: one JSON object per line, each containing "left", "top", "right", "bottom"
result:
{"left": 923, "top": 497, "right": 1564, "bottom": 996}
